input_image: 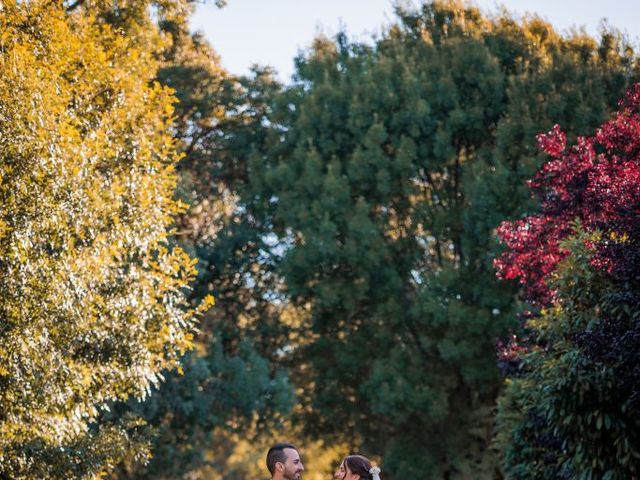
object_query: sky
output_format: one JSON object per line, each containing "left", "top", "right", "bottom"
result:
{"left": 191, "top": 0, "right": 640, "bottom": 82}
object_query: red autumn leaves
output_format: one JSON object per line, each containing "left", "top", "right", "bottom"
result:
{"left": 495, "top": 83, "right": 640, "bottom": 305}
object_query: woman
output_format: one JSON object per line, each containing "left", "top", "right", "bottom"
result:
{"left": 333, "top": 454, "right": 381, "bottom": 480}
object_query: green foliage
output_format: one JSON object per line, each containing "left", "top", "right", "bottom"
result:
{"left": 14, "top": 0, "right": 635, "bottom": 477}
{"left": 242, "top": 2, "right": 638, "bottom": 477}
{"left": 0, "top": 1, "right": 203, "bottom": 478}
{"left": 109, "top": 19, "right": 297, "bottom": 480}
{"left": 122, "top": 1, "right": 638, "bottom": 477}
{"left": 496, "top": 228, "right": 640, "bottom": 479}
{"left": 116, "top": 339, "right": 294, "bottom": 479}
{"left": 495, "top": 82, "right": 640, "bottom": 478}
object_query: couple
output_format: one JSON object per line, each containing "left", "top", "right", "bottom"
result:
{"left": 266, "top": 442, "right": 382, "bottom": 480}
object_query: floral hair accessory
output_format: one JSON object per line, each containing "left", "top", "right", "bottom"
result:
{"left": 369, "top": 466, "right": 381, "bottom": 480}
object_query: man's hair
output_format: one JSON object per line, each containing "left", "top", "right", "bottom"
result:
{"left": 266, "top": 442, "right": 298, "bottom": 475}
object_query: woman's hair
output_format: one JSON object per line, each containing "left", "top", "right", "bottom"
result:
{"left": 343, "top": 454, "right": 373, "bottom": 479}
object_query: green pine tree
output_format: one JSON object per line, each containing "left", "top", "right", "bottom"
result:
{"left": 244, "top": 2, "right": 638, "bottom": 477}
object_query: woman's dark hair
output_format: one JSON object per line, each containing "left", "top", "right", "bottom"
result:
{"left": 344, "top": 454, "right": 373, "bottom": 479}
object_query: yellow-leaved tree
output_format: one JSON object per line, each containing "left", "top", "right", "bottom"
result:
{"left": 0, "top": 1, "right": 209, "bottom": 478}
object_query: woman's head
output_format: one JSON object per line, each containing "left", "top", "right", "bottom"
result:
{"left": 334, "top": 455, "right": 377, "bottom": 480}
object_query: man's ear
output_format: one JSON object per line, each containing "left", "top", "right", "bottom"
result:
{"left": 276, "top": 462, "right": 285, "bottom": 472}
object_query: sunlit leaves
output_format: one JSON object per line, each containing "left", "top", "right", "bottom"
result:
{"left": 0, "top": 2, "right": 200, "bottom": 478}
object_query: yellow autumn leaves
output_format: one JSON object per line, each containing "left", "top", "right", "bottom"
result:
{"left": 0, "top": 1, "right": 206, "bottom": 478}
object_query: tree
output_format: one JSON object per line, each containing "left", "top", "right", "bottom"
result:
{"left": 0, "top": 1, "right": 206, "bottom": 478}
{"left": 246, "top": 2, "right": 638, "bottom": 477}
{"left": 495, "top": 85, "right": 640, "bottom": 478}
{"left": 109, "top": 18, "right": 298, "bottom": 479}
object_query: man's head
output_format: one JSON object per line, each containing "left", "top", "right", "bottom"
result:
{"left": 266, "top": 442, "right": 304, "bottom": 480}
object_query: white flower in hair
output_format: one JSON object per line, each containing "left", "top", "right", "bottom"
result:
{"left": 369, "top": 466, "right": 381, "bottom": 480}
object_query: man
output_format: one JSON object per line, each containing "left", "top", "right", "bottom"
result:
{"left": 266, "top": 442, "right": 304, "bottom": 480}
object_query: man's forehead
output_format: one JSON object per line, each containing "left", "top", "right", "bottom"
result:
{"left": 283, "top": 447, "right": 300, "bottom": 460}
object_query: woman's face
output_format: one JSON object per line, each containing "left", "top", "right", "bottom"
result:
{"left": 338, "top": 463, "right": 360, "bottom": 480}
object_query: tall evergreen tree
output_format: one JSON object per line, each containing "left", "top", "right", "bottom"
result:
{"left": 243, "top": 2, "right": 638, "bottom": 477}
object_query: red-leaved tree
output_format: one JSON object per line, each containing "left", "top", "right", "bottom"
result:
{"left": 494, "top": 84, "right": 640, "bottom": 478}
{"left": 495, "top": 84, "right": 640, "bottom": 305}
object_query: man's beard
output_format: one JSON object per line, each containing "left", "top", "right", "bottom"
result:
{"left": 283, "top": 468, "right": 301, "bottom": 480}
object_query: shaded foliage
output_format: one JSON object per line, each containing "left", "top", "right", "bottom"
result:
{"left": 111, "top": 18, "right": 297, "bottom": 480}
{"left": 245, "top": 2, "right": 639, "bottom": 478}
{"left": 495, "top": 85, "right": 640, "bottom": 478}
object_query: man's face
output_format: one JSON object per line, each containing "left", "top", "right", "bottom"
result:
{"left": 280, "top": 447, "right": 304, "bottom": 480}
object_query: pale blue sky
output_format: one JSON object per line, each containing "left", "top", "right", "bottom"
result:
{"left": 191, "top": 0, "right": 640, "bottom": 82}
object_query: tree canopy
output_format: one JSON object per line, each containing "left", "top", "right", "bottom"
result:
{"left": 239, "top": 2, "right": 638, "bottom": 477}
{"left": 0, "top": 1, "right": 207, "bottom": 477}
{"left": 109, "top": 14, "right": 298, "bottom": 480}
{"left": 3, "top": 1, "right": 640, "bottom": 478}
